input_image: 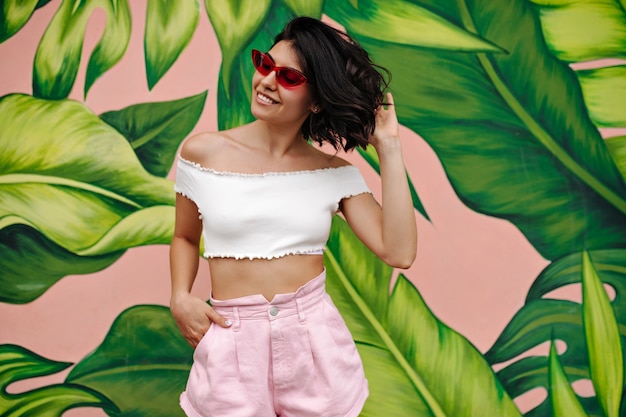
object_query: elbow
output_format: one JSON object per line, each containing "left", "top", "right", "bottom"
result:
{"left": 383, "top": 240, "right": 417, "bottom": 269}
{"left": 387, "top": 256, "right": 415, "bottom": 270}
{"left": 383, "top": 250, "right": 417, "bottom": 270}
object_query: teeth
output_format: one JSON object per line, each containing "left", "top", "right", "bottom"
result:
{"left": 258, "top": 93, "right": 277, "bottom": 104}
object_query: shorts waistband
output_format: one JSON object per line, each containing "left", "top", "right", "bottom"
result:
{"left": 209, "top": 269, "right": 327, "bottom": 322}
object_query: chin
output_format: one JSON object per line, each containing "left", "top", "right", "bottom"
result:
{"left": 250, "top": 105, "right": 268, "bottom": 120}
{"left": 250, "top": 102, "right": 279, "bottom": 121}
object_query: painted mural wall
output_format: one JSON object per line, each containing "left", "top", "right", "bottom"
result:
{"left": 1, "top": 0, "right": 625, "bottom": 416}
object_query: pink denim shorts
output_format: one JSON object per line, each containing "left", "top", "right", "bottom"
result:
{"left": 180, "top": 269, "right": 368, "bottom": 417}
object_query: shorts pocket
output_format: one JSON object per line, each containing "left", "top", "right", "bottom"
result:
{"left": 186, "top": 324, "right": 238, "bottom": 410}
{"left": 193, "top": 323, "right": 217, "bottom": 363}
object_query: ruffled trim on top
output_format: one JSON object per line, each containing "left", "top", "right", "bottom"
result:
{"left": 202, "top": 247, "right": 326, "bottom": 260}
{"left": 341, "top": 190, "right": 372, "bottom": 199}
{"left": 173, "top": 186, "right": 203, "bottom": 219}
{"left": 173, "top": 185, "right": 190, "bottom": 199}
{"left": 334, "top": 190, "right": 373, "bottom": 213}
{"left": 179, "top": 155, "right": 357, "bottom": 177}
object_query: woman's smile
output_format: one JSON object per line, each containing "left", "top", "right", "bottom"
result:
{"left": 256, "top": 92, "right": 278, "bottom": 104}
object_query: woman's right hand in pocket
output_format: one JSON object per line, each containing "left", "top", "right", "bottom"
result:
{"left": 170, "top": 292, "right": 232, "bottom": 348}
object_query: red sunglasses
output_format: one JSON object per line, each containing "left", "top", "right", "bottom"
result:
{"left": 251, "top": 49, "right": 308, "bottom": 88}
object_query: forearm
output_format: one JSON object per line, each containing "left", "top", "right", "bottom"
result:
{"left": 169, "top": 234, "right": 230, "bottom": 345}
{"left": 169, "top": 235, "right": 201, "bottom": 300}
{"left": 377, "top": 139, "right": 417, "bottom": 268}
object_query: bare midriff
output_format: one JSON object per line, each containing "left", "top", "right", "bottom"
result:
{"left": 207, "top": 254, "right": 325, "bottom": 302}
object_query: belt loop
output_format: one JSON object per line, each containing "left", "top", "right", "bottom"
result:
{"left": 296, "top": 298, "right": 306, "bottom": 324}
{"left": 232, "top": 307, "right": 241, "bottom": 332}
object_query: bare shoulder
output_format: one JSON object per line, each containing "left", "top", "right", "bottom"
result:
{"left": 180, "top": 132, "right": 219, "bottom": 160}
{"left": 180, "top": 131, "right": 236, "bottom": 166}
{"left": 307, "top": 145, "right": 352, "bottom": 169}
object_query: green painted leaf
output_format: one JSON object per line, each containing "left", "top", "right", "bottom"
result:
{"left": 577, "top": 65, "right": 626, "bottom": 128}
{"left": 487, "top": 249, "right": 626, "bottom": 415}
{"left": 100, "top": 91, "right": 208, "bottom": 177}
{"left": 488, "top": 299, "right": 607, "bottom": 417}
{"left": 145, "top": 0, "right": 199, "bottom": 90}
{"left": 0, "top": 94, "right": 175, "bottom": 303}
{"left": 527, "top": 249, "right": 626, "bottom": 317}
{"left": 325, "top": 0, "right": 504, "bottom": 52}
{"left": 528, "top": 0, "right": 626, "bottom": 132}
{"left": 332, "top": 0, "right": 626, "bottom": 259}
{"left": 84, "top": 0, "right": 131, "bottom": 97}
{"left": 582, "top": 251, "right": 624, "bottom": 417}
{"left": 217, "top": 53, "right": 255, "bottom": 130}
{"left": 66, "top": 305, "right": 192, "bottom": 417}
{"left": 325, "top": 217, "right": 522, "bottom": 417}
{"left": 0, "top": 224, "right": 123, "bottom": 304}
{"left": 0, "top": 94, "right": 174, "bottom": 247}
{"left": 0, "top": 344, "right": 117, "bottom": 416}
{"left": 77, "top": 205, "right": 175, "bottom": 256}
{"left": 0, "top": 0, "right": 39, "bottom": 43}
{"left": 499, "top": 356, "right": 604, "bottom": 417}
{"left": 529, "top": 0, "right": 626, "bottom": 63}
{"left": 358, "top": 145, "right": 429, "bottom": 221}
{"left": 281, "top": 0, "right": 323, "bottom": 18}
{"left": 606, "top": 135, "right": 626, "bottom": 180}
{"left": 486, "top": 299, "right": 588, "bottom": 366}
{"left": 548, "top": 341, "right": 588, "bottom": 417}
{"left": 33, "top": 0, "right": 131, "bottom": 99}
{"left": 204, "top": 0, "right": 271, "bottom": 94}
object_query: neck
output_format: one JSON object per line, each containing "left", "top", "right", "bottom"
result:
{"left": 253, "top": 120, "right": 308, "bottom": 157}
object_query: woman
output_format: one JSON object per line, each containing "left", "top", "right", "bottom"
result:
{"left": 170, "top": 16, "right": 417, "bottom": 417}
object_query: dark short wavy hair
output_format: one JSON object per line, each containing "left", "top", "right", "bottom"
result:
{"left": 272, "top": 17, "right": 390, "bottom": 152}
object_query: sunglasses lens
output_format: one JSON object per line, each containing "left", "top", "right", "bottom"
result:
{"left": 252, "top": 50, "right": 272, "bottom": 75}
{"left": 277, "top": 70, "right": 306, "bottom": 87}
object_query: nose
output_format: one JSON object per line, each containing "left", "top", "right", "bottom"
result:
{"left": 260, "top": 71, "right": 278, "bottom": 89}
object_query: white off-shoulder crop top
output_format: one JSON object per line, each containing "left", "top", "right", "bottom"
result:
{"left": 174, "top": 156, "right": 372, "bottom": 260}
